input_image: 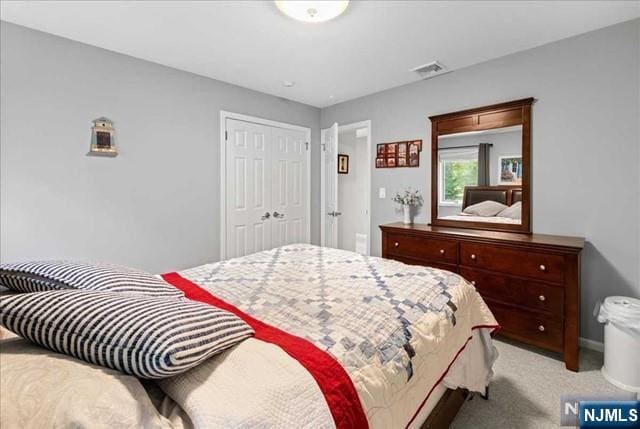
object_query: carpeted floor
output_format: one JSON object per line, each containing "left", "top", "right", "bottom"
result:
{"left": 451, "top": 339, "right": 636, "bottom": 428}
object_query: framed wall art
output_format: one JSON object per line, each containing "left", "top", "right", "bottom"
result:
{"left": 408, "top": 141, "right": 420, "bottom": 167}
{"left": 338, "top": 154, "right": 349, "bottom": 174}
{"left": 88, "top": 117, "right": 117, "bottom": 157}
{"left": 498, "top": 155, "right": 523, "bottom": 184}
{"left": 375, "top": 139, "right": 422, "bottom": 168}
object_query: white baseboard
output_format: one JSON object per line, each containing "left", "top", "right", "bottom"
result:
{"left": 580, "top": 337, "right": 604, "bottom": 353}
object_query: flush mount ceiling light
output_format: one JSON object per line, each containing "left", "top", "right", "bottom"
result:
{"left": 275, "top": 1, "right": 349, "bottom": 23}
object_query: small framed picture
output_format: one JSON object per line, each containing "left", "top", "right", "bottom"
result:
{"left": 398, "top": 142, "right": 407, "bottom": 156}
{"left": 397, "top": 143, "right": 407, "bottom": 167}
{"left": 338, "top": 154, "right": 349, "bottom": 174}
{"left": 88, "top": 117, "right": 117, "bottom": 157}
{"left": 377, "top": 144, "right": 386, "bottom": 157}
{"left": 409, "top": 142, "right": 420, "bottom": 167}
{"left": 386, "top": 157, "right": 396, "bottom": 168}
{"left": 499, "top": 155, "right": 523, "bottom": 184}
{"left": 376, "top": 158, "right": 386, "bottom": 168}
{"left": 386, "top": 143, "right": 397, "bottom": 155}
{"left": 413, "top": 140, "right": 422, "bottom": 151}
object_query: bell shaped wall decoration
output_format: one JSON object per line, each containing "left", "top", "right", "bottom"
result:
{"left": 88, "top": 117, "right": 117, "bottom": 157}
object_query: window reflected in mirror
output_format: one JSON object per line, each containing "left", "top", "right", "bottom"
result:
{"left": 437, "top": 125, "right": 522, "bottom": 225}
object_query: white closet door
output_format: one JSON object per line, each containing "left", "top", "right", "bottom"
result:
{"left": 271, "top": 127, "right": 308, "bottom": 247}
{"left": 225, "top": 119, "right": 272, "bottom": 258}
{"left": 321, "top": 123, "right": 339, "bottom": 248}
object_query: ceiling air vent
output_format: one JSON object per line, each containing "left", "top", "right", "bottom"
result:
{"left": 410, "top": 61, "right": 447, "bottom": 79}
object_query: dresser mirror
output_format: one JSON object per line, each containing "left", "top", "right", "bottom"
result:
{"left": 429, "top": 98, "right": 533, "bottom": 233}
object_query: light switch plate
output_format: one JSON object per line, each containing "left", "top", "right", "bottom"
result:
{"left": 379, "top": 188, "right": 386, "bottom": 199}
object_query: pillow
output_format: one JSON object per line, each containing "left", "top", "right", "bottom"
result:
{"left": 497, "top": 201, "right": 522, "bottom": 220}
{"left": 0, "top": 260, "right": 183, "bottom": 298}
{"left": 0, "top": 290, "right": 254, "bottom": 378}
{"left": 0, "top": 337, "right": 172, "bottom": 429}
{"left": 462, "top": 200, "right": 508, "bottom": 217}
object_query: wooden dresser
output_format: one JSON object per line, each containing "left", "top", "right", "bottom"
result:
{"left": 380, "top": 222, "right": 585, "bottom": 371}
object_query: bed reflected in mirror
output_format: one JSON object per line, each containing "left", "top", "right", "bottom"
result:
{"left": 437, "top": 125, "right": 522, "bottom": 225}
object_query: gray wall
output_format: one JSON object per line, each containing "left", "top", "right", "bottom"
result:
{"left": 321, "top": 19, "right": 640, "bottom": 342}
{"left": 0, "top": 22, "right": 321, "bottom": 273}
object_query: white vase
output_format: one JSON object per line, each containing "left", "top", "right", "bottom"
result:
{"left": 402, "top": 204, "right": 412, "bottom": 224}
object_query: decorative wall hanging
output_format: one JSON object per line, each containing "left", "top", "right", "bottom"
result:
{"left": 338, "top": 154, "right": 349, "bottom": 174}
{"left": 376, "top": 140, "right": 422, "bottom": 168}
{"left": 498, "top": 155, "right": 523, "bottom": 184}
{"left": 88, "top": 117, "right": 117, "bottom": 157}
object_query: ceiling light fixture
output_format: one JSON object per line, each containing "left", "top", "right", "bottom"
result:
{"left": 275, "top": 1, "right": 349, "bottom": 23}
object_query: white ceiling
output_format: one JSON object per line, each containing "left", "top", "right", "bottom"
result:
{"left": 2, "top": 1, "right": 638, "bottom": 108}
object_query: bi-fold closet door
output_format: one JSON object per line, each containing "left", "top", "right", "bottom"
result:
{"left": 225, "top": 118, "right": 308, "bottom": 259}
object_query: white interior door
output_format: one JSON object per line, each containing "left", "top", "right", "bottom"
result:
{"left": 321, "top": 123, "right": 339, "bottom": 248}
{"left": 225, "top": 118, "right": 309, "bottom": 259}
{"left": 271, "top": 126, "right": 308, "bottom": 247}
{"left": 226, "top": 119, "right": 273, "bottom": 258}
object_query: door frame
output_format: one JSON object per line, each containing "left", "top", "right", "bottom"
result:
{"left": 220, "top": 111, "right": 312, "bottom": 261}
{"left": 320, "top": 120, "right": 372, "bottom": 255}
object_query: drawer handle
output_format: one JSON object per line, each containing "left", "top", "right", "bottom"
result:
{"left": 538, "top": 325, "right": 545, "bottom": 332}
{"left": 538, "top": 295, "right": 546, "bottom": 302}
{"left": 394, "top": 242, "right": 399, "bottom": 247}
{"left": 439, "top": 249, "right": 445, "bottom": 255}
{"left": 539, "top": 264, "right": 546, "bottom": 271}
{"left": 471, "top": 280, "right": 476, "bottom": 286}
{"left": 470, "top": 254, "right": 477, "bottom": 260}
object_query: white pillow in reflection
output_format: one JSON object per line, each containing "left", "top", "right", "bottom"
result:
{"left": 497, "top": 201, "right": 522, "bottom": 219}
{"left": 463, "top": 200, "right": 508, "bottom": 217}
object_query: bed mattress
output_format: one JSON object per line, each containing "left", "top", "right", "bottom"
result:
{"left": 159, "top": 244, "right": 499, "bottom": 428}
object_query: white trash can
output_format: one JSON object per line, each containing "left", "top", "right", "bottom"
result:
{"left": 596, "top": 296, "right": 640, "bottom": 392}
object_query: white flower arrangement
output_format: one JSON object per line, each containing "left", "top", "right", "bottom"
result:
{"left": 393, "top": 188, "right": 423, "bottom": 207}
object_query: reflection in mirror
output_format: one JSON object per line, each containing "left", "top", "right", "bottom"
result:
{"left": 437, "top": 125, "right": 522, "bottom": 224}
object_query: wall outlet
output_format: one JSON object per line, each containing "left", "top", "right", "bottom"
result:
{"left": 379, "top": 188, "right": 386, "bottom": 199}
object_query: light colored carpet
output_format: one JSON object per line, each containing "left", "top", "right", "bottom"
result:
{"left": 451, "top": 339, "right": 636, "bottom": 428}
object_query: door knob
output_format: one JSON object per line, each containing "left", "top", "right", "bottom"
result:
{"left": 273, "top": 212, "right": 285, "bottom": 219}
{"left": 439, "top": 249, "right": 445, "bottom": 255}
{"left": 538, "top": 295, "right": 546, "bottom": 302}
{"left": 470, "top": 254, "right": 477, "bottom": 260}
{"left": 539, "top": 264, "right": 546, "bottom": 271}
{"left": 261, "top": 212, "right": 271, "bottom": 220}
{"left": 538, "top": 325, "right": 545, "bottom": 332}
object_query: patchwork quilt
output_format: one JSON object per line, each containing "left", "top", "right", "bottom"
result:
{"left": 161, "top": 244, "right": 498, "bottom": 428}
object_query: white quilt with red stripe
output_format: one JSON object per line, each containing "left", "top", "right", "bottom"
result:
{"left": 160, "top": 244, "right": 498, "bottom": 428}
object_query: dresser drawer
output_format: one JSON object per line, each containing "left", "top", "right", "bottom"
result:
{"left": 386, "top": 233, "right": 458, "bottom": 264}
{"left": 459, "top": 243, "right": 565, "bottom": 283}
{"left": 486, "top": 299, "right": 564, "bottom": 352}
{"left": 388, "top": 254, "right": 458, "bottom": 273}
{"left": 460, "top": 267, "right": 564, "bottom": 318}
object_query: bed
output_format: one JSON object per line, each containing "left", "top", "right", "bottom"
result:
{"left": 439, "top": 186, "right": 522, "bottom": 224}
{"left": 0, "top": 244, "right": 498, "bottom": 429}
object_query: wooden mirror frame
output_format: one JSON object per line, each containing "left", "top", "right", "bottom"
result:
{"left": 429, "top": 98, "right": 534, "bottom": 233}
